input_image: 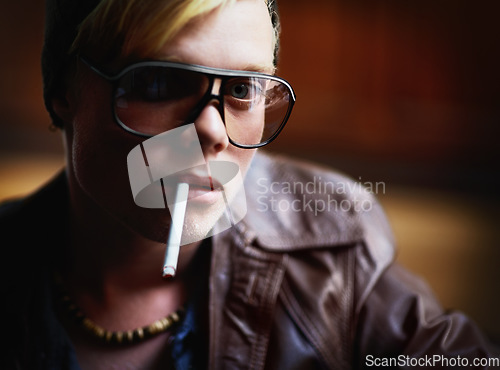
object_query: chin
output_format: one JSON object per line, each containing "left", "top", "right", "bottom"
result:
{"left": 122, "top": 194, "right": 226, "bottom": 246}
{"left": 179, "top": 195, "right": 228, "bottom": 245}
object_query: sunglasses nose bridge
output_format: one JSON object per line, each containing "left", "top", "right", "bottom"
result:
{"left": 203, "top": 76, "right": 225, "bottom": 122}
{"left": 209, "top": 77, "right": 223, "bottom": 96}
{"left": 186, "top": 75, "right": 225, "bottom": 129}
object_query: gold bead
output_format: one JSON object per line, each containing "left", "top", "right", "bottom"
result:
{"left": 94, "top": 325, "right": 105, "bottom": 338}
{"left": 116, "top": 331, "right": 123, "bottom": 343}
{"left": 126, "top": 330, "right": 134, "bottom": 342}
{"left": 148, "top": 323, "right": 158, "bottom": 335}
{"left": 105, "top": 331, "right": 113, "bottom": 343}
{"left": 136, "top": 328, "right": 144, "bottom": 339}
{"left": 82, "top": 318, "right": 94, "bottom": 330}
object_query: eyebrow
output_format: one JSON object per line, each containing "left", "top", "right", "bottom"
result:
{"left": 162, "top": 55, "right": 275, "bottom": 75}
{"left": 242, "top": 63, "right": 276, "bottom": 75}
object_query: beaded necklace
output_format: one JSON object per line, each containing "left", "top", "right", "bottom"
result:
{"left": 53, "top": 273, "right": 185, "bottom": 345}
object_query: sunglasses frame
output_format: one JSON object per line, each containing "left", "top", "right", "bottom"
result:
{"left": 79, "top": 56, "right": 296, "bottom": 149}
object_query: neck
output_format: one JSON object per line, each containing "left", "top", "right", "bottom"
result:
{"left": 61, "top": 171, "right": 201, "bottom": 331}
{"left": 65, "top": 170, "right": 201, "bottom": 280}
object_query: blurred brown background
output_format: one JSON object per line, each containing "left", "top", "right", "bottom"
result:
{"left": 1, "top": 0, "right": 499, "bottom": 340}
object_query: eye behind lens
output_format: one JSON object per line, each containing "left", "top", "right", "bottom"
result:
{"left": 231, "top": 84, "right": 249, "bottom": 99}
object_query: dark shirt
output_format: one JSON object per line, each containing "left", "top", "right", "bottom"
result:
{"left": 0, "top": 173, "right": 209, "bottom": 369}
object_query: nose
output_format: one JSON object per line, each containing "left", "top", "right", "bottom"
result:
{"left": 194, "top": 99, "right": 229, "bottom": 157}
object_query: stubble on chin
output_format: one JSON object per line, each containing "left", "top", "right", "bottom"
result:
{"left": 179, "top": 194, "right": 227, "bottom": 244}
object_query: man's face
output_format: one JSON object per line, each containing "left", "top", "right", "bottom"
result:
{"left": 64, "top": 0, "right": 275, "bottom": 242}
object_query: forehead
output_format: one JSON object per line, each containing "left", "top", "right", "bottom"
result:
{"left": 156, "top": 0, "right": 275, "bottom": 74}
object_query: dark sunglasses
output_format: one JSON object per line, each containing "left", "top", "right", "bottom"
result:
{"left": 80, "top": 56, "right": 296, "bottom": 148}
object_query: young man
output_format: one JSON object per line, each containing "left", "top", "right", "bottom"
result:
{"left": 1, "top": 0, "right": 497, "bottom": 369}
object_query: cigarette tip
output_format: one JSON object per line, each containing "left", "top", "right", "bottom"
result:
{"left": 163, "top": 265, "right": 176, "bottom": 278}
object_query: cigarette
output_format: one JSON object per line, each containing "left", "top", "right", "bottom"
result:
{"left": 162, "top": 182, "right": 189, "bottom": 278}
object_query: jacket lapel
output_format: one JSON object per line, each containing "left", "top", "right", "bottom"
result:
{"left": 209, "top": 227, "right": 287, "bottom": 370}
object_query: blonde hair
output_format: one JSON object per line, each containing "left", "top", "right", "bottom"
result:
{"left": 72, "top": 0, "right": 279, "bottom": 65}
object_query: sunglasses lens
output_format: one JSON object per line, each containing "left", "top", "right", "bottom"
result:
{"left": 114, "top": 65, "right": 294, "bottom": 146}
{"left": 115, "top": 66, "right": 209, "bottom": 136}
{"left": 224, "top": 78, "right": 293, "bottom": 146}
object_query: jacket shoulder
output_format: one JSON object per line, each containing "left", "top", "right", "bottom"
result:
{"left": 0, "top": 171, "right": 69, "bottom": 274}
{"left": 245, "top": 152, "right": 394, "bottom": 248}
{"left": 0, "top": 172, "right": 65, "bottom": 228}
{"left": 0, "top": 196, "right": 30, "bottom": 245}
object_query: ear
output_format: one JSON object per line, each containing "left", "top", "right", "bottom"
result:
{"left": 50, "top": 89, "right": 77, "bottom": 125}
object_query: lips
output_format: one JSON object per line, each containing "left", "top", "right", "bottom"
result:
{"left": 163, "top": 173, "right": 223, "bottom": 205}
{"left": 177, "top": 173, "right": 222, "bottom": 192}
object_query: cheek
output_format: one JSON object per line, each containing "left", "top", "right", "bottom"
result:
{"left": 69, "top": 81, "right": 143, "bottom": 215}
{"left": 226, "top": 146, "right": 256, "bottom": 177}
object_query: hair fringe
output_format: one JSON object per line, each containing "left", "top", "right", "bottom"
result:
{"left": 73, "top": 0, "right": 278, "bottom": 65}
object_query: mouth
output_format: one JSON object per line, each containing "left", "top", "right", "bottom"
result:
{"left": 165, "top": 173, "right": 224, "bottom": 206}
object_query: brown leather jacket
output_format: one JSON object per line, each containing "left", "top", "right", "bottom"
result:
{"left": 1, "top": 152, "right": 498, "bottom": 369}
{"left": 209, "top": 152, "right": 498, "bottom": 369}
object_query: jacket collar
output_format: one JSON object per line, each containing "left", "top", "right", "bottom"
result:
{"left": 240, "top": 152, "right": 365, "bottom": 251}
